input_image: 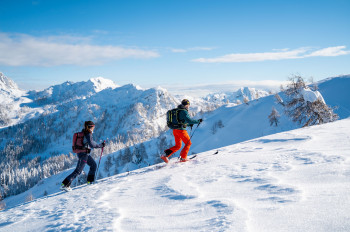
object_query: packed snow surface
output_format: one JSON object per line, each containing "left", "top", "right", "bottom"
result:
{"left": 1, "top": 118, "right": 350, "bottom": 232}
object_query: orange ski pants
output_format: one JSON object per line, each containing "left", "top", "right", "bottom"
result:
{"left": 168, "top": 129, "right": 192, "bottom": 159}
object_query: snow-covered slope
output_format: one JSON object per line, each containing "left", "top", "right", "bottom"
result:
{"left": 0, "top": 72, "right": 22, "bottom": 96}
{"left": 190, "top": 96, "right": 294, "bottom": 154}
{"left": 317, "top": 74, "right": 350, "bottom": 119}
{"left": 1, "top": 118, "right": 349, "bottom": 232}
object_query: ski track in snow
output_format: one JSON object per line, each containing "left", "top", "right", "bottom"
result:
{"left": 1, "top": 119, "right": 350, "bottom": 231}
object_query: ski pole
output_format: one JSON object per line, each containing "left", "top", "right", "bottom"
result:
{"left": 95, "top": 141, "right": 105, "bottom": 181}
{"left": 189, "top": 122, "right": 201, "bottom": 140}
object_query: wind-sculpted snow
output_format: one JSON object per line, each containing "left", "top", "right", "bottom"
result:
{"left": 1, "top": 118, "right": 349, "bottom": 231}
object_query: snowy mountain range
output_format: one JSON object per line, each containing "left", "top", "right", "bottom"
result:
{"left": 0, "top": 73, "right": 21, "bottom": 96}
{"left": 0, "top": 73, "right": 350, "bottom": 219}
{"left": 26, "top": 77, "right": 120, "bottom": 106}
{"left": 0, "top": 73, "right": 36, "bottom": 127}
{"left": 203, "top": 86, "right": 270, "bottom": 104}
{"left": 0, "top": 73, "right": 270, "bottom": 128}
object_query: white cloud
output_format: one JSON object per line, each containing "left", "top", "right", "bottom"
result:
{"left": 306, "top": 46, "right": 350, "bottom": 57}
{"left": 171, "top": 48, "right": 188, "bottom": 53}
{"left": 170, "top": 47, "right": 215, "bottom": 53}
{"left": 193, "top": 46, "right": 350, "bottom": 63}
{"left": 0, "top": 33, "right": 160, "bottom": 66}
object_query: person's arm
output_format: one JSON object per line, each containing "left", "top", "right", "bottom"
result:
{"left": 181, "top": 110, "right": 201, "bottom": 125}
{"left": 85, "top": 133, "right": 103, "bottom": 148}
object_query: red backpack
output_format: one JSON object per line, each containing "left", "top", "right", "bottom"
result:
{"left": 72, "top": 132, "right": 90, "bottom": 154}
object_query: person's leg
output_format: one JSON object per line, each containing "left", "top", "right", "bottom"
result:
{"left": 165, "top": 130, "right": 183, "bottom": 157}
{"left": 62, "top": 154, "right": 88, "bottom": 187}
{"left": 179, "top": 130, "right": 191, "bottom": 159}
{"left": 86, "top": 155, "right": 97, "bottom": 182}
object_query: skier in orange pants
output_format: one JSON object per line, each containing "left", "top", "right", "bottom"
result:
{"left": 161, "top": 99, "right": 202, "bottom": 163}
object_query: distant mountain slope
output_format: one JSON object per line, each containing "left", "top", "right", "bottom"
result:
{"left": 190, "top": 95, "right": 293, "bottom": 154}
{"left": 0, "top": 72, "right": 21, "bottom": 96}
{"left": 317, "top": 75, "right": 350, "bottom": 119}
{"left": 0, "top": 73, "right": 40, "bottom": 127}
{"left": 26, "top": 77, "right": 119, "bottom": 106}
{"left": 204, "top": 87, "right": 270, "bottom": 104}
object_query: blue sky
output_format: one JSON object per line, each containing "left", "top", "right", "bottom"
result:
{"left": 0, "top": 0, "right": 349, "bottom": 92}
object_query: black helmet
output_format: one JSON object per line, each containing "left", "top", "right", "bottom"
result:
{"left": 181, "top": 99, "right": 190, "bottom": 106}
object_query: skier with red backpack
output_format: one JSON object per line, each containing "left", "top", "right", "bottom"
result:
{"left": 61, "top": 121, "right": 105, "bottom": 191}
{"left": 161, "top": 99, "right": 203, "bottom": 163}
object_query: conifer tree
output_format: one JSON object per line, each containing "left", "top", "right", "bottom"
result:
{"left": 104, "top": 156, "right": 113, "bottom": 172}
{"left": 284, "top": 76, "right": 338, "bottom": 127}
{"left": 268, "top": 107, "right": 280, "bottom": 127}
{"left": 0, "top": 194, "right": 5, "bottom": 211}
{"left": 243, "top": 96, "right": 249, "bottom": 105}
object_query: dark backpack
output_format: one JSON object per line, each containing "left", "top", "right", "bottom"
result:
{"left": 72, "top": 132, "right": 90, "bottom": 154}
{"left": 166, "top": 108, "right": 185, "bottom": 129}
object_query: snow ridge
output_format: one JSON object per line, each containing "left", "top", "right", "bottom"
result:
{"left": 27, "top": 77, "right": 119, "bottom": 106}
{"left": 0, "top": 72, "right": 19, "bottom": 92}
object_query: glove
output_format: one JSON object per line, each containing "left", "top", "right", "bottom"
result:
{"left": 189, "top": 124, "right": 194, "bottom": 129}
{"left": 101, "top": 141, "right": 106, "bottom": 148}
{"left": 198, "top": 119, "right": 203, "bottom": 123}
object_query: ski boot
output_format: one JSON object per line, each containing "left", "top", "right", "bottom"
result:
{"left": 60, "top": 184, "right": 72, "bottom": 192}
{"left": 179, "top": 157, "right": 190, "bottom": 162}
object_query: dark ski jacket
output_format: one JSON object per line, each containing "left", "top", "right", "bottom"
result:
{"left": 174, "top": 105, "right": 200, "bottom": 130}
{"left": 82, "top": 129, "right": 103, "bottom": 151}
